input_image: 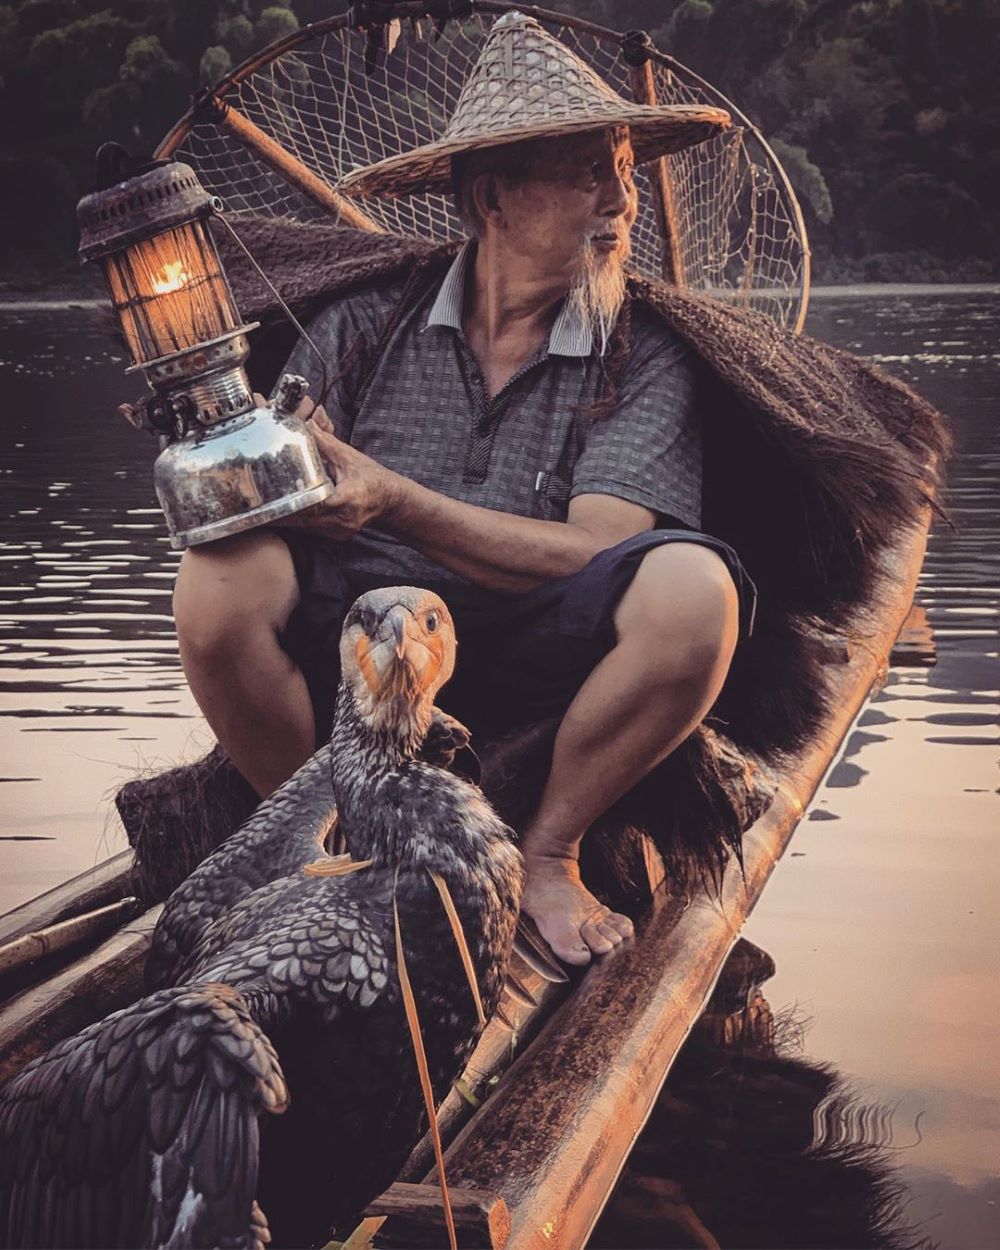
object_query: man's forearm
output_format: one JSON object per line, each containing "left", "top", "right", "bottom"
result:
{"left": 295, "top": 419, "right": 652, "bottom": 593}
{"left": 380, "top": 471, "right": 601, "bottom": 592}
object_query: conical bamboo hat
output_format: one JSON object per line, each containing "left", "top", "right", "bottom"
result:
{"left": 340, "top": 12, "right": 730, "bottom": 200}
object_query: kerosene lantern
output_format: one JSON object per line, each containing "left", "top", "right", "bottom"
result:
{"left": 76, "top": 144, "right": 333, "bottom": 548}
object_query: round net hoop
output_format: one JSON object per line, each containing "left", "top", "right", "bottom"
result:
{"left": 156, "top": 2, "right": 809, "bottom": 332}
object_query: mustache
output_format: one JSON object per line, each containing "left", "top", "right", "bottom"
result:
{"left": 588, "top": 225, "right": 630, "bottom": 246}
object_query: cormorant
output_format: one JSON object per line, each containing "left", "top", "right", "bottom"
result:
{"left": 0, "top": 587, "right": 524, "bottom": 1248}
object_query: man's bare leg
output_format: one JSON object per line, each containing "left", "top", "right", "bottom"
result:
{"left": 520, "top": 543, "right": 740, "bottom": 965}
{"left": 173, "top": 532, "right": 315, "bottom": 798}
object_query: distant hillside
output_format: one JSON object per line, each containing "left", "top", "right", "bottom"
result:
{"left": 0, "top": 0, "right": 995, "bottom": 289}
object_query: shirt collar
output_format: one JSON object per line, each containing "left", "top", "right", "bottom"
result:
{"left": 424, "top": 240, "right": 594, "bottom": 358}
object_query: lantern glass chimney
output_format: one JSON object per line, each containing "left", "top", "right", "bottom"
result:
{"left": 102, "top": 218, "right": 240, "bottom": 364}
{"left": 77, "top": 156, "right": 243, "bottom": 365}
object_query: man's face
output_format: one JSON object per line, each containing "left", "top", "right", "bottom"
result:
{"left": 495, "top": 128, "right": 638, "bottom": 280}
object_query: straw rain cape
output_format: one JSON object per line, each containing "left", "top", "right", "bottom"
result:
{"left": 117, "top": 216, "right": 947, "bottom": 904}
{"left": 225, "top": 217, "right": 947, "bottom": 749}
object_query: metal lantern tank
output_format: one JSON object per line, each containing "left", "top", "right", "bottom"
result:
{"left": 76, "top": 145, "right": 333, "bottom": 548}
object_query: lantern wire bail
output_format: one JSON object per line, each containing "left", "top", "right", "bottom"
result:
{"left": 213, "top": 212, "right": 330, "bottom": 414}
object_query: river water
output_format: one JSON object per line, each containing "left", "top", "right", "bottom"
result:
{"left": 1, "top": 287, "right": 997, "bottom": 1248}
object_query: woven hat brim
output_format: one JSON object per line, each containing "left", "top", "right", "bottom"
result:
{"left": 339, "top": 104, "right": 730, "bottom": 200}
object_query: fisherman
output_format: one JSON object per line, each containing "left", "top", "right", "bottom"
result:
{"left": 170, "top": 16, "right": 747, "bottom": 964}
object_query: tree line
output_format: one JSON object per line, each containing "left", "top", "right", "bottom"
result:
{"left": 0, "top": 0, "right": 995, "bottom": 289}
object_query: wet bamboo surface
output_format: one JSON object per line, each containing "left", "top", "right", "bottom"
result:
{"left": 0, "top": 897, "right": 142, "bottom": 977}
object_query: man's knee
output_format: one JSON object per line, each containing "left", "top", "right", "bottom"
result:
{"left": 173, "top": 531, "right": 300, "bottom": 664}
{"left": 615, "top": 542, "right": 740, "bottom": 676}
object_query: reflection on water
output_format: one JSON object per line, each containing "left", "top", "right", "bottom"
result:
{"left": 0, "top": 307, "right": 203, "bottom": 910}
{"left": 736, "top": 292, "right": 1000, "bottom": 1249}
{"left": 592, "top": 941, "right": 939, "bottom": 1250}
{"left": 1, "top": 289, "right": 998, "bottom": 1247}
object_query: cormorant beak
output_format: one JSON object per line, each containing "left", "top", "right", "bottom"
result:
{"left": 389, "top": 606, "right": 408, "bottom": 660}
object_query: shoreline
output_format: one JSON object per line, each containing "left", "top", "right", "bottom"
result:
{"left": 1, "top": 281, "right": 998, "bottom": 316}
{"left": 809, "top": 281, "right": 1000, "bottom": 297}
{"left": 0, "top": 298, "right": 107, "bottom": 312}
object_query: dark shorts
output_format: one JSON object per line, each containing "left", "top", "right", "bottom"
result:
{"left": 281, "top": 530, "right": 757, "bottom": 747}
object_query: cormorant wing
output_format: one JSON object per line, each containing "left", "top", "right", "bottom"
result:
{"left": 0, "top": 983, "right": 287, "bottom": 1249}
{"left": 148, "top": 745, "right": 337, "bottom": 990}
{"left": 185, "top": 873, "right": 393, "bottom": 1016}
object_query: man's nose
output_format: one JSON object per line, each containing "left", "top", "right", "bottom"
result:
{"left": 600, "top": 171, "right": 632, "bottom": 219}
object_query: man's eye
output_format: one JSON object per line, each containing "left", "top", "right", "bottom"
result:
{"left": 426, "top": 611, "right": 438, "bottom": 633}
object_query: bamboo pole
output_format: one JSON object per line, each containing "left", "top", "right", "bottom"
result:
{"left": 0, "top": 898, "right": 142, "bottom": 977}
{"left": 366, "top": 1182, "right": 510, "bottom": 1249}
{"left": 0, "top": 907, "right": 162, "bottom": 1086}
{"left": 0, "top": 848, "right": 134, "bottom": 949}
{"left": 624, "top": 34, "right": 685, "bottom": 288}
{"left": 208, "top": 100, "right": 383, "bottom": 234}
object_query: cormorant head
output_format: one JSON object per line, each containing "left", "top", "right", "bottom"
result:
{"left": 340, "top": 586, "right": 456, "bottom": 740}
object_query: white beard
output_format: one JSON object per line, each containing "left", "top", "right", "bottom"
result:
{"left": 566, "top": 236, "right": 630, "bottom": 356}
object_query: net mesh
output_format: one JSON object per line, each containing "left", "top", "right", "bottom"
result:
{"left": 166, "top": 10, "right": 807, "bottom": 330}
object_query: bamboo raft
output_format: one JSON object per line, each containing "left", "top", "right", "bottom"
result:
{"left": 0, "top": 520, "right": 932, "bottom": 1250}
{"left": 0, "top": 7, "right": 942, "bottom": 1243}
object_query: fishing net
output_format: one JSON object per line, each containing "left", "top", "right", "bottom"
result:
{"left": 160, "top": 4, "right": 808, "bottom": 330}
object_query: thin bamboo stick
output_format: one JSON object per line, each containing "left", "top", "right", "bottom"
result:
{"left": 0, "top": 898, "right": 143, "bottom": 977}
{"left": 0, "top": 849, "right": 133, "bottom": 948}
{"left": 626, "top": 43, "right": 685, "bottom": 288}
{"left": 212, "top": 101, "right": 383, "bottom": 233}
{"left": 0, "top": 907, "right": 162, "bottom": 1086}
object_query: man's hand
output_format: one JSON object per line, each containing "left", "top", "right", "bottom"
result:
{"left": 259, "top": 392, "right": 400, "bottom": 540}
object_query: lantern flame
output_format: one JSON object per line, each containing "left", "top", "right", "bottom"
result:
{"left": 152, "top": 260, "right": 190, "bottom": 295}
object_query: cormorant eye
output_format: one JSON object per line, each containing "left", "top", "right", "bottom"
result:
{"left": 425, "top": 611, "right": 438, "bottom": 633}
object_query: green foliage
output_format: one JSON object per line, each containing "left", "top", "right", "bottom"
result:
{"left": 28, "top": 10, "right": 137, "bottom": 92}
{"left": 200, "top": 44, "right": 233, "bottom": 88}
{"left": 255, "top": 4, "right": 299, "bottom": 48}
{"left": 13, "top": 0, "right": 83, "bottom": 39}
{"left": 0, "top": 0, "right": 996, "bottom": 286}
{"left": 118, "top": 33, "right": 184, "bottom": 94}
{"left": 0, "top": 150, "right": 78, "bottom": 285}
{"left": 770, "top": 140, "right": 833, "bottom": 225}
{"left": 217, "top": 13, "right": 254, "bottom": 60}
{"left": 83, "top": 34, "right": 187, "bottom": 145}
{"left": 0, "top": 5, "right": 19, "bottom": 57}
{"left": 660, "top": 1, "right": 713, "bottom": 51}
{"left": 665, "top": 0, "right": 998, "bottom": 275}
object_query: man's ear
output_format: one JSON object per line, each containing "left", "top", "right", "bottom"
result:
{"left": 471, "top": 172, "right": 504, "bottom": 227}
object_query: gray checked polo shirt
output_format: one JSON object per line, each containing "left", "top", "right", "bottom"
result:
{"left": 282, "top": 241, "right": 702, "bottom": 588}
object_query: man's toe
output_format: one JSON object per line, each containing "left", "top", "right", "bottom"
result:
{"left": 580, "top": 919, "right": 615, "bottom": 955}
{"left": 607, "top": 911, "right": 635, "bottom": 939}
{"left": 534, "top": 914, "right": 592, "bottom": 965}
{"left": 561, "top": 943, "right": 593, "bottom": 966}
{"left": 596, "top": 920, "right": 625, "bottom": 946}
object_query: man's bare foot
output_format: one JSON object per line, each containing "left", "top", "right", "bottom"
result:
{"left": 520, "top": 852, "right": 634, "bottom": 966}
